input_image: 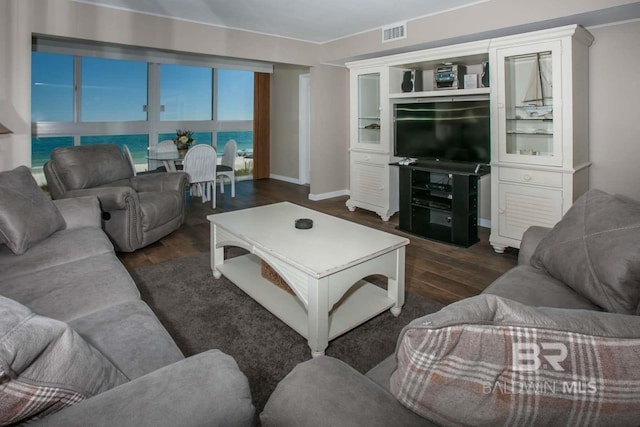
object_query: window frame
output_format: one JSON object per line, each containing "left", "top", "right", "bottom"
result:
{"left": 31, "top": 37, "right": 268, "bottom": 169}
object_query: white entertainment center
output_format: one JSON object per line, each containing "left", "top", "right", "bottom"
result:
{"left": 345, "top": 24, "right": 593, "bottom": 252}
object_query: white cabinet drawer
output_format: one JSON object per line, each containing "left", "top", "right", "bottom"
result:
{"left": 499, "top": 168, "right": 562, "bottom": 188}
{"left": 351, "top": 151, "right": 387, "bottom": 165}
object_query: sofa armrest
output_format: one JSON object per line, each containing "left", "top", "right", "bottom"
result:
{"left": 61, "top": 187, "right": 138, "bottom": 212}
{"left": 130, "top": 172, "right": 189, "bottom": 193}
{"left": 53, "top": 196, "right": 102, "bottom": 230}
{"left": 36, "top": 350, "right": 256, "bottom": 427}
{"left": 518, "top": 225, "right": 552, "bottom": 265}
{"left": 261, "top": 356, "right": 430, "bottom": 427}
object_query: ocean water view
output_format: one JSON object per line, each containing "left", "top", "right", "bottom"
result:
{"left": 31, "top": 131, "right": 254, "bottom": 170}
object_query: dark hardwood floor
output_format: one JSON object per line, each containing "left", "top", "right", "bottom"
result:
{"left": 117, "top": 178, "right": 518, "bottom": 306}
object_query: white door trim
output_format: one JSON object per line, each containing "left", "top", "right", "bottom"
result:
{"left": 299, "top": 73, "right": 311, "bottom": 185}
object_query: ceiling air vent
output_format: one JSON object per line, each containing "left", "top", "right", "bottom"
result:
{"left": 382, "top": 22, "right": 407, "bottom": 43}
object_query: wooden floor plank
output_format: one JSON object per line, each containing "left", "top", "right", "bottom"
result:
{"left": 118, "top": 178, "right": 518, "bottom": 305}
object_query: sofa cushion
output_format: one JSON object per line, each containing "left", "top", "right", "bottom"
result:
{"left": 52, "top": 197, "right": 102, "bottom": 230}
{"left": 390, "top": 294, "right": 640, "bottom": 426}
{"left": 0, "top": 166, "right": 65, "bottom": 255}
{"left": 68, "top": 300, "right": 184, "bottom": 379}
{"left": 262, "top": 356, "right": 429, "bottom": 427}
{"left": 0, "top": 227, "right": 114, "bottom": 282}
{"left": 0, "top": 254, "right": 140, "bottom": 322}
{"left": 483, "top": 265, "right": 602, "bottom": 310}
{"left": 0, "top": 296, "right": 127, "bottom": 424}
{"left": 530, "top": 189, "right": 640, "bottom": 314}
{"left": 366, "top": 354, "right": 397, "bottom": 393}
{"left": 36, "top": 351, "right": 256, "bottom": 427}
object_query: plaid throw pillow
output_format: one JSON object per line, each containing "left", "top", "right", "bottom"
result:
{"left": 390, "top": 295, "right": 640, "bottom": 426}
{"left": 0, "top": 296, "right": 127, "bottom": 424}
{"left": 0, "top": 366, "right": 85, "bottom": 424}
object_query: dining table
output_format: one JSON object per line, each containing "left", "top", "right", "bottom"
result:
{"left": 146, "top": 152, "right": 183, "bottom": 172}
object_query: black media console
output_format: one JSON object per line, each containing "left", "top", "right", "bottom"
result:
{"left": 393, "top": 161, "right": 488, "bottom": 247}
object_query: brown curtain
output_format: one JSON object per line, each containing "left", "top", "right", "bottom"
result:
{"left": 253, "top": 73, "right": 270, "bottom": 179}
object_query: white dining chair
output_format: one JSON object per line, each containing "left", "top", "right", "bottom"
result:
{"left": 216, "top": 139, "right": 237, "bottom": 198}
{"left": 156, "top": 139, "right": 179, "bottom": 154}
{"left": 183, "top": 144, "right": 217, "bottom": 208}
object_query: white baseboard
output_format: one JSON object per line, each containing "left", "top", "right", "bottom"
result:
{"left": 268, "top": 175, "right": 349, "bottom": 201}
{"left": 479, "top": 218, "right": 491, "bottom": 229}
{"left": 269, "top": 174, "right": 301, "bottom": 185}
{"left": 308, "top": 189, "right": 350, "bottom": 201}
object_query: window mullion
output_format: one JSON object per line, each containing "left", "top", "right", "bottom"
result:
{"left": 212, "top": 68, "right": 218, "bottom": 122}
{"left": 74, "top": 56, "right": 81, "bottom": 144}
{"left": 212, "top": 68, "right": 219, "bottom": 149}
{"left": 147, "top": 63, "right": 161, "bottom": 146}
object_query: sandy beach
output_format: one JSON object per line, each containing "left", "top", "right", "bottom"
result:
{"left": 135, "top": 156, "right": 254, "bottom": 175}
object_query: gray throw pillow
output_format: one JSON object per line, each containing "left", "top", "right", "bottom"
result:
{"left": 530, "top": 189, "right": 640, "bottom": 314}
{"left": 0, "top": 166, "right": 66, "bottom": 255}
{"left": 390, "top": 294, "right": 640, "bottom": 426}
{"left": 0, "top": 296, "right": 128, "bottom": 424}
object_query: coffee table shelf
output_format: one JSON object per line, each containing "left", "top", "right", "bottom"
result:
{"left": 218, "top": 253, "right": 396, "bottom": 340}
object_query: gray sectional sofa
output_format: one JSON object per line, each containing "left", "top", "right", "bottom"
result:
{"left": 262, "top": 189, "right": 640, "bottom": 426}
{"left": 0, "top": 166, "right": 255, "bottom": 426}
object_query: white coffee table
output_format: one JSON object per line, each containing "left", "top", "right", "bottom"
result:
{"left": 207, "top": 202, "right": 409, "bottom": 357}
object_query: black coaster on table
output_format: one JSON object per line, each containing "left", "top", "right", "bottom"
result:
{"left": 295, "top": 218, "right": 313, "bottom": 229}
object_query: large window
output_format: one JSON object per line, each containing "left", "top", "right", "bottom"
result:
{"left": 160, "top": 64, "right": 212, "bottom": 121}
{"left": 217, "top": 69, "right": 253, "bottom": 121}
{"left": 31, "top": 43, "right": 259, "bottom": 178}
{"left": 32, "top": 136, "right": 74, "bottom": 168}
{"left": 31, "top": 53, "right": 73, "bottom": 122}
{"left": 81, "top": 58, "right": 148, "bottom": 122}
{"left": 81, "top": 135, "right": 149, "bottom": 165}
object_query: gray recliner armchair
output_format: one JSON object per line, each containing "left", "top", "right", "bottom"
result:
{"left": 44, "top": 144, "right": 189, "bottom": 252}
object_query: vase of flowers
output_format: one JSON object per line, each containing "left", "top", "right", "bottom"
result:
{"left": 174, "top": 129, "right": 194, "bottom": 158}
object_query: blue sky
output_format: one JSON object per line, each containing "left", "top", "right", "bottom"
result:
{"left": 31, "top": 52, "right": 254, "bottom": 122}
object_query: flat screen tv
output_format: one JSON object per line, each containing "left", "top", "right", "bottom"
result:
{"left": 394, "top": 98, "right": 490, "bottom": 165}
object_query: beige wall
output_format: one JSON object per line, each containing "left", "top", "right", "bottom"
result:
{"left": 0, "top": 0, "right": 320, "bottom": 171}
{"left": 2, "top": 0, "right": 640, "bottom": 206}
{"left": 28, "top": 0, "right": 319, "bottom": 66}
{"left": 0, "top": 1, "right": 31, "bottom": 171}
{"left": 270, "top": 65, "right": 309, "bottom": 181}
{"left": 309, "top": 65, "right": 349, "bottom": 197}
{"left": 589, "top": 20, "right": 640, "bottom": 201}
{"left": 320, "top": 0, "right": 640, "bottom": 63}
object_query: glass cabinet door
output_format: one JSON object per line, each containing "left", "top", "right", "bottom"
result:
{"left": 497, "top": 41, "right": 562, "bottom": 165}
{"left": 357, "top": 73, "right": 381, "bottom": 145}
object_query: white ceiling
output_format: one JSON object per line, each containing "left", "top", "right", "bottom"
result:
{"left": 73, "top": 0, "right": 487, "bottom": 43}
